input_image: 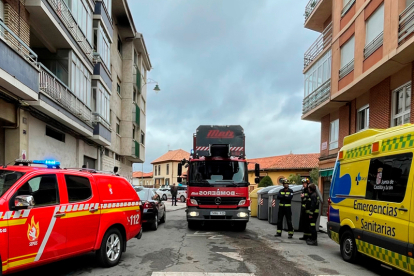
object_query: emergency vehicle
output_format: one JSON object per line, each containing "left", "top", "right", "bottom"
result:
{"left": 0, "top": 160, "right": 142, "bottom": 275}
{"left": 177, "top": 125, "right": 260, "bottom": 231}
{"left": 328, "top": 124, "right": 414, "bottom": 274}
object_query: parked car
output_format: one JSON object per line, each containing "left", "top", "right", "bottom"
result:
{"left": 177, "top": 185, "right": 187, "bottom": 202}
{"left": 156, "top": 187, "right": 171, "bottom": 201}
{"left": 135, "top": 187, "right": 166, "bottom": 230}
{"left": 0, "top": 159, "right": 142, "bottom": 275}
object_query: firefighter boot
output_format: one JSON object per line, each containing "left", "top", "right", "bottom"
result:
{"left": 274, "top": 230, "right": 282, "bottom": 237}
{"left": 288, "top": 234, "right": 293, "bottom": 239}
{"left": 306, "top": 239, "right": 318, "bottom": 246}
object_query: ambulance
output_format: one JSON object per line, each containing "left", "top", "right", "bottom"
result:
{"left": 328, "top": 124, "right": 414, "bottom": 274}
{"left": 0, "top": 160, "right": 142, "bottom": 275}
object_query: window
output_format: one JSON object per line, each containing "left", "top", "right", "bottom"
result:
{"left": 65, "top": 175, "right": 92, "bottom": 203}
{"left": 117, "top": 36, "right": 122, "bottom": 55}
{"left": 357, "top": 105, "right": 369, "bottom": 132}
{"left": 340, "top": 36, "right": 355, "bottom": 69}
{"left": 329, "top": 119, "right": 339, "bottom": 150}
{"left": 46, "top": 126, "right": 65, "bottom": 142}
{"left": 366, "top": 153, "right": 412, "bottom": 203}
{"left": 155, "top": 166, "right": 158, "bottom": 176}
{"left": 64, "top": 0, "right": 93, "bottom": 45}
{"left": 115, "top": 154, "right": 121, "bottom": 161}
{"left": 158, "top": 165, "right": 161, "bottom": 175}
{"left": 407, "top": 0, "right": 414, "bottom": 8}
{"left": 132, "top": 125, "right": 136, "bottom": 140}
{"left": 105, "top": 148, "right": 109, "bottom": 156}
{"left": 16, "top": 175, "right": 59, "bottom": 207}
{"left": 133, "top": 88, "right": 137, "bottom": 103}
{"left": 116, "top": 117, "right": 120, "bottom": 135}
{"left": 102, "top": 0, "right": 112, "bottom": 17}
{"left": 134, "top": 50, "right": 138, "bottom": 66}
{"left": 117, "top": 83, "right": 121, "bottom": 96}
{"left": 342, "top": 0, "right": 355, "bottom": 16}
{"left": 392, "top": 82, "right": 411, "bottom": 126}
{"left": 0, "top": 0, "right": 4, "bottom": 22}
{"left": 83, "top": 156, "right": 95, "bottom": 169}
{"left": 304, "top": 50, "right": 331, "bottom": 97}
{"left": 366, "top": 4, "right": 384, "bottom": 46}
{"left": 141, "top": 131, "right": 145, "bottom": 145}
{"left": 92, "top": 82, "right": 110, "bottom": 122}
{"left": 70, "top": 52, "right": 91, "bottom": 107}
{"left": 0, "top": 170, "right": 25, "bottom": 198}
{"left": 95, "top": 25, "right": 111, "bottom": 69}
{"left": 167, "top": 164, "right": 169, "bottom": 175}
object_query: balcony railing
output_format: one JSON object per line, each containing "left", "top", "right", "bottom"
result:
{"left": 302, "top": 79, "right": 330, "bottom": 114}
{"left": 341, "top": 0, "right": 356, "bottom": 17}
{"left": 304, "top": 0, "right": 321, "bottom": 21}
{"left": 339, "top": 59, "right": 354, "bottom": 80}
{"left": 132, "top": 103, "right": 140, "bottom": 126}
{"left": 364, "top": 32, "right": 383, "bottom": 60}
{"left": 39, "top": 63, "right": 92, "bottom": 126}
{"left": 0, "top": 19, "right": 37, "bottom": 66}
{"left": 132, "top": 140, "right": 140, "bottom": 157}
{"left": 304, "top": 22, "right": 332, "bottom": 70}
{"left": 92, "top": 112, "right": 111, "bottom": 130}
{"left": 399, "top": 1, "right": 414, "bottom": 46}
{"left": 47, "top": 0, "right": 93, "bottom": 63}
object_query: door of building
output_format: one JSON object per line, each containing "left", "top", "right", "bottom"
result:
{"left": 83, "top": 156, "right": 96, "bottom": 169}
{"left": 322, "top": 178, "right": 331, "bottom": 216}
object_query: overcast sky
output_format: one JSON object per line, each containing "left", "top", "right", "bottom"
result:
{"left": 130, "top": 0, "right": 321, "bottom": 173}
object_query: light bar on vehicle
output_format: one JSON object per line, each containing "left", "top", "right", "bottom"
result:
{"left": 15, "top": 159, "right": 61, "bottom": 168}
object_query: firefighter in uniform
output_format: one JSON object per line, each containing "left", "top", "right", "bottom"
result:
{"left": 307, "top": 183, "right": 320, "bottom": 246}
{"left": 299, "top": 178, "right": 311, "bottom": 241}
{"left": 275, "top": 179, "right": 294, "bottom": 239}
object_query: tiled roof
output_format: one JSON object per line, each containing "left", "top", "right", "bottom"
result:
{"left": 151, "top": 149, "right": 190, "bottom": 164}
{"left": 132, "top": 171, "right": 153, "bottom": 178}
{"left": 247, "top": 153, "right": 319, "bottom": 171}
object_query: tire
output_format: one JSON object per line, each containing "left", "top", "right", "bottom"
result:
{"left": 96, "top": 228, "right": 123, "bottom": 267}
{"left": 180, "top": 195, "right": 186, "bottom": 203}
{"left": 160, "top": 210, "right": 166, "bottom": 223}
{"left": 151, "top": 214, "right": 158, "bottom": 230}
{"left": 340, "top": 230, "right": 358, "bottom": 263}
{"left": 188, "top": 221, "right": 198, "bottom": 230}
{"left": 162, "top": 194, "right": 167, "bottom": 201}
{"left": 234, "top": 222, "right": 247, "bottom": 232}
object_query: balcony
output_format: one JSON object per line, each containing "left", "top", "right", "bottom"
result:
{"left": 302, "top": 79, "right": 330, "bottom": 115}
{"left": 339, "top": 60, "right": 354, "bottom": 80}
{"left": 304, "top": 0, "right": 332, "bottom": 32}
{"left": 0, "top": 20, "right": 39, "bottom": 100}
{"left": 92, "top": 113, "right": 111, "bottom": 146}
{"left": 132, "top": 103, "right": 140, "bottom": 126}
{"left": 399, "top": 2, "right": 414, "bottom": 46}
{"left": 39, "top": 63, "right": 93, "bottom": 130}
{"left": 304, "top": 22, "right": 332, "bottom": 70}
{"left": 132, "top": 140, "right": 139, "bottom": 158}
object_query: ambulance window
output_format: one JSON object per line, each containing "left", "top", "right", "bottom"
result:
{"left": 16, "top": 175, "right": 59, "bottom": 207}
{"left": 65, "top": 175, "right": 92, "bottom": 203}
{"left": 366, "top": 153, "right": 412, "bottom": 203}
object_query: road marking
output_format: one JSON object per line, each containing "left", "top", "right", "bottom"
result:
{"left": 152, "top": 273, "right": 255, "bottom": 276}
{"left": 187, "top": 231, "right": 223, "bottom": 240}
{"left": 216, "top": 252, "right": 243, "bottom": 262}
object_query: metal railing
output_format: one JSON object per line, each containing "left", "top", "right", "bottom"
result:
{"left": 304, "top": 0, "right": 321, "bottom": 21}
{"left": 399, "top": 1, "right": 414, "bottom": 45}
{"left": 364, "top": 32, "right": 383, "bottom": 59}
{"left": 341, "top": 0, "right": 356, "bottom": 17}
{"left": 302, "top": 79, "right": 330, "bottom": 114}
{"left": 92, "top": 112, "right": 111, "bottom": 130}
{"left": 47, "top": 0, "right": 93, "bottom": 63}
{"left": 339, "top": 59, "right": 354, "bottom": 80}
{"left": 39, "top": 63, "right": 92, "bottom": 126}
{"left": 0, "top": 20, "right": 38, "bottom": 66}
{"left": 304, "top": 22, "right": 332, "bottom": 69}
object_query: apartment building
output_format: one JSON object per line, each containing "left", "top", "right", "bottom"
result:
{"left": 302, "top": 0, "right": 414, "bottom": 199}
{"left": 151, "top": 149, "right": 189, "bottom": 188}
{"left": 0, "top": 0, "right": 150, "bottom": 181}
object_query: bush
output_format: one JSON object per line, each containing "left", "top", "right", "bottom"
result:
{"left": 288, "top": 174, "right": 302, "bottom": 185}
{"left": 310, "top": 168, "right": 319, "bottom": 184}
{"left": 258, "top": 176, "right": 273, "bottom": 187}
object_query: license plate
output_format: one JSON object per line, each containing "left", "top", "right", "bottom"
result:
{"left": 210, "top": 211, "right": 226, "bottom": 216}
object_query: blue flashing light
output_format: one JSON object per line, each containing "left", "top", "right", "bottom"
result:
{"left": 33, "top": 160, "right": 60, "bottom": 166}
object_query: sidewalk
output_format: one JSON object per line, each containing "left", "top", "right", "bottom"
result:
{"left": 165, "top": 200, "right": 186, "bottom": 212}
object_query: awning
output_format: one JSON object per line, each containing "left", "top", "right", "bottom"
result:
{"left": 319, "top": 168, "right": 334, "bottom": 177}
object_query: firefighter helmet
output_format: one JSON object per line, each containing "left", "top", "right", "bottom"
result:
{"left": 302, "top": 178, "right": 310, "bottom": 184}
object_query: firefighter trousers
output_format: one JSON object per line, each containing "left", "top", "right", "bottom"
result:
{"left": 310, "top": 214, "right": 319, "bottom": 241}
{"left": 277, "top": 206, "right": 293, "bottom": 236}
{"left": 301, "top": 209, "right": 311, "bottom": 238}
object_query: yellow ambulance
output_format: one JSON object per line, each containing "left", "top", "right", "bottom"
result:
{"left": 328, "top": 124, "right": 414, "bottom": 274}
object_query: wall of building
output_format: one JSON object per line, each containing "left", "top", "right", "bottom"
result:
{"left": 247, "top": 170, "right": 312, "bottom": 187}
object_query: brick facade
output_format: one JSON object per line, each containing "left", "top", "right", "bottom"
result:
{"left": 320, "top": 114, "right": 330, "bottom": 158}
{"left": 3, "top": 0, "right": 30, "bottom": 46}
{"left": 338, "top": 104, "right": 350, "bottom": 148}
{"left": 411, "top": 62, "right": 414, "bottom": 124}
{"left": 369, "top": 78, "right": 391, "bottom": 129}
{"left": 350, "top": 99, "right": 356, "bottom": 134}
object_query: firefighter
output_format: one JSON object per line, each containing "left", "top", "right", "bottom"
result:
{"left": 275, "top": 179, "right": 294, "bottom": 239}
{"left": 307, "top": 183, "right": 320, "bottom": 246}
{"left": 299, "top": 178, "right": 311, "bottom": 241}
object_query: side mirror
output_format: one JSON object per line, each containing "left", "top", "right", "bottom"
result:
{"left": 177, "top": 177, "right": 182, "bottom": 183}
{"left": 178, "top": 163, "right": 182, "bottom": 177}
{"left": 255, "top": 163, "right": 260, "bottom": 177}
{"left": 14, "top": 195, "right": 35, "bottom": 210}
{"left": 114, "top": 166, "right": 119, "bottom": 173}
{"left": 255, "top": 178, "right": 260, "bottom": 184}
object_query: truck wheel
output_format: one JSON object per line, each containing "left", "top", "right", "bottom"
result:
{"left": 234, "top": 222, "right": 247, "bottom": 232}
{"left": 151, "top": 214, "right": 158, "bottom": 230}
{"left": 340, "top": 230, "right": 358, "bottom": 263}
{"left": 162, "top": 194, "right": 167, "bottom": 201}
{"left": 96, "top": 228, "right": 123, "bottom": 267}
{"left": 180, "top": 195, "right": 185, "bottom": 203}
{"left": 188, "top": 221, "right": 198, "bottom": 230}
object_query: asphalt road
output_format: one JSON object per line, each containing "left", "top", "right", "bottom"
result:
{"left": 9, "top": 208, "right": 410, "bottom": 276}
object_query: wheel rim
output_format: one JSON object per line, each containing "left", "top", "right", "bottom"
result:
{"left": 163, "top": 195, "right": 167, "bottom": 200}
{"left": 106, "top": 233, "right": 120, "bottom": 262}
{"left": 181, "top": 196, "right": 185, "bottom": 202}
{"left": 343, "top": 237, "right": 353, "bottom": 256}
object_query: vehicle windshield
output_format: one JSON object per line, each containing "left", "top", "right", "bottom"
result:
{"left": 0, "top": 170, "right": 25, "bottom": 198}
{"left": 137, "top": 189, "right": 150, "bottom": 200}
{"left": 190, "top": 161, "right": 247, "bottom": 186}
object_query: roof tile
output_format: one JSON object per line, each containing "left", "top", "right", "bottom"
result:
{"left": 151, "top": 149, "right": 190, "bottom": 164}
{"left": 247, "top": 153, "right": 319, "bottom": 171}
{"left": 132, "top": 171, "right": 153, "bottom": 178}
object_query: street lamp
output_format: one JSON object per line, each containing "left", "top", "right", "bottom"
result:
{"left": 142, "top": 78, "right": 161, "bottom": 94}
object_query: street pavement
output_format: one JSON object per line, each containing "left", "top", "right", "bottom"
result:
{"left": 10, "top": 209, "right": 409, "bottom": 276}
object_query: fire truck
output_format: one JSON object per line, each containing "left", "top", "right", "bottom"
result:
{"left": 178, "top": 125, "right": 260, "bottom": 231}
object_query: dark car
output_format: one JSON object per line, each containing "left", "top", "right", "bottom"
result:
{"left": 135, "top": 187, "right": 166, "bottom": 230}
